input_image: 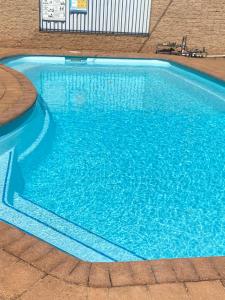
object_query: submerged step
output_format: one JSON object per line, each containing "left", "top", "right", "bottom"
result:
{"left": 12, "top": 194, "right": 143, "bottom": 262}
{"left": 0, "top": 150, "right": 142, "bottom": 262}
{"left": 0, "top": 151, "right": 111, "bottom": 262}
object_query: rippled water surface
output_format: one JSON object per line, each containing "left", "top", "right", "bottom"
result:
{"left": 2, "top": 57, "right": 225, "bottom": 261}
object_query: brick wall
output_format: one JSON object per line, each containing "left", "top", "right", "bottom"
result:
{"left": 146, "top": 0, "right": 225, "bottom": 54}
{"left": 0, "top": 0, "right": 225, "bottom": 54}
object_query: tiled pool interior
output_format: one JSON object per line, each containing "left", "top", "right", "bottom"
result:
{"left": 1, "top": 56, "right": 225, "bottom": 262}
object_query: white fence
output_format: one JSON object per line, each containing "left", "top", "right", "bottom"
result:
{"left": 40, "top": 0, "right": 152, "bottom": 36}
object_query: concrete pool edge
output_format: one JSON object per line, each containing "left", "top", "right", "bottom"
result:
{"left": 1, "top": 220, "right": 225, "bottom": 289}
{"left": 0, "top": 49, "right": 225, "bottom": 291}
{"left": 0, "top": 64, "right": 37, "bottom": 127}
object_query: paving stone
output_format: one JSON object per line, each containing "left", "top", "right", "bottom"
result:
{"left": 130, "top": 261, "right": 156, "bottom": 285}
{"left": 211, "top": 257, "right": 225, "bottom": 278}
{"left": 0, "top": 249, "right": 18, "bottom": 270}
{"left": 4, "top": 234, "right": 37, "bottom": 257}
{"left": 191, "top": 258, "right": 220, "bottom": 281}
{"left": 149, "top": 283, "right": 189, "bottom": 300}
{"left": 20, "top": 276, "right": 87, "bottom": 300}
{"left": 109, "top": 286, "right": 150, "bottom": 300}
{"left": 109, "top": 262, "right": 134, "bottom": 287}
{"left": 151, "top": 260, "right": 177, "bottom": 284}
{"left": 0, "top": 227, "right": 24, "bottom": 247}
{"left": 0, "top": 64, "right": 37, "bottom": 125}
{"left": 172, "top": 258, "right": 199, "bottom": 282}
{"left": 89, "top": 263, "right": 111, "bottom": 288}
{"left": 20, "top": 241, "right": 53, "bottom": 263}
{"left": 0, "top": 222, "right": 10, "bottom": 231}
{"left": 0, "top": 261, "right": 44, "bottom": 299}
{"left": 32, "top": 248, "right": 71, "bottom": 272}
{"left": 49, "top": 257, "right": 79, "bottom": 279}
{"left": 88, "top": 287, "right": 109, "bottom": 300}
{"left": 66, "top": 261, "right": 91, "bottom": 285}
{"left": 186, "top": 280, "right": 225, "bottom": 300}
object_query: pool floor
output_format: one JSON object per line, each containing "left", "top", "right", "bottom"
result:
{"left": 1, "top": 56, "right": 225, "bottom": 261}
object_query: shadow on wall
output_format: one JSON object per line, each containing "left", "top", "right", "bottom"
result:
{"left": 0, "top": 0, "right": 224, "bottom": 54}
{"left": 139, "top": 0, "right": 175, "bottom": 53}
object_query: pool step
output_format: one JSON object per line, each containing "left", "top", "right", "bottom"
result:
{"left": 0, "top": 150, "right": 142, "bottom": 262}
{"left": 18, "top": 101, "right": 51, "bottom": 162}
{"left": 11, "top": 193, "right": 142, "bottom": 262}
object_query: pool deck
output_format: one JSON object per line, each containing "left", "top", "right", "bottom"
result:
{"left": 1, "top": 48, "right": 225, "bottom": 299}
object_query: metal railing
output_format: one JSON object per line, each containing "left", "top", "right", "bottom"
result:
{"left": 40, "top": 0, "right": 151, "bottom": 36}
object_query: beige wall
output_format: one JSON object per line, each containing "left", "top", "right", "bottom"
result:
{"left": 0, "top": 0, "right": 225, "bottom": 54}
{"left": 147, "top": 0, "right": 225, "bottom": 54}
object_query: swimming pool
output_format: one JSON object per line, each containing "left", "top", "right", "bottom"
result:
{"left": 1, "top": 56, "right": 225, "bottom": 262}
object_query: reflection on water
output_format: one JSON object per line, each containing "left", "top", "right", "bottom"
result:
{"left": 1, "top": 57, "right": 225, "bottom": 261}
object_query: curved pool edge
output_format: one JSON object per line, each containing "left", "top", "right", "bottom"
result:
{"left": 0, "top": 64, "right": 37, "bottom": 127}
{"left": 0, "top": 51, "right": 225, "bottom": 288}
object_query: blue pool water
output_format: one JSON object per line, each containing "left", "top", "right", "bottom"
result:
{"left": 1, "top": 56, "right": 225, "bottom": 262}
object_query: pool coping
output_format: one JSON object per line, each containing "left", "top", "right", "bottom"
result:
{"left": 0, "top": 64, "right": 37, "bottom": 126}
{"left": 0, "top": 48, "right": 225, "bottom": 290}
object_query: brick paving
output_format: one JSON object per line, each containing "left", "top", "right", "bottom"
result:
{"left": 0, "top": 48, "right": 225, "bottom": 299}
{"left": 0, "top": 64, "right": 36, "bottom": 126}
